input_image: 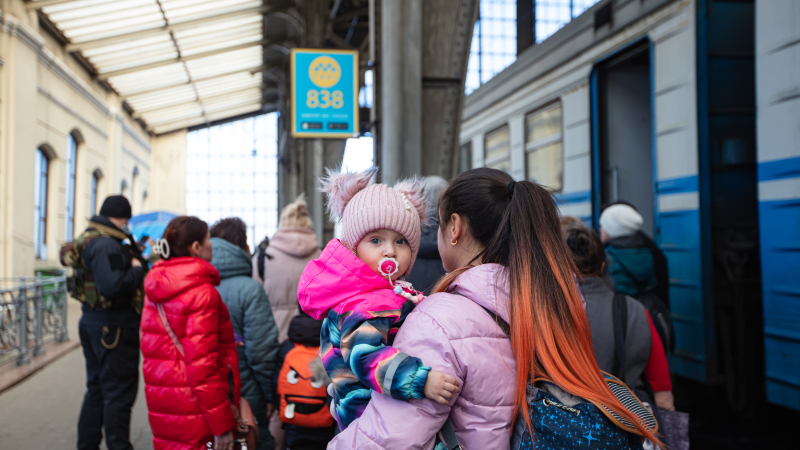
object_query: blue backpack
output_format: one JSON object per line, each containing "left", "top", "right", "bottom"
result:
{"left": 435, "top": 307, "right": 658, "bottom": 450}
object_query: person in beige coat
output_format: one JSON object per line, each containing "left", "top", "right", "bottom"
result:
{"left": 252, "top": 196, "right": 321, "bottom": 343}
{"left": 252, "top": 197, "right": 321, "bottom": 450}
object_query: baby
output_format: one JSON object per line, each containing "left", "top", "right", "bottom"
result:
{"left": 297, "top": 167, "right": 460, "bottom": 430}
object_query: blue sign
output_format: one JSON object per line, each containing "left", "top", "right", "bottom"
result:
{"left": 291, "top": 49, "right": 359, "bottom": 138}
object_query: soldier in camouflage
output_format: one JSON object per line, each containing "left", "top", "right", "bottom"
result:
{"left": 76, "top": 195, "right": 144, "bottom": 450}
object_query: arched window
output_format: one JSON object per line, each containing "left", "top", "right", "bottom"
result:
{"left": 34, "top": 147, "right": 50, "bottom": 259}
{"left": 90, "top": 169, "right": 103, "bottom": 217}
{"left": 121, "top": 179, "right": 129, "bottom": 198}
{"left": 65, "top": 133, "right": 78, "bottom": 239}
{"left": 131, "top": 166, "right": 139, "bottom": 213}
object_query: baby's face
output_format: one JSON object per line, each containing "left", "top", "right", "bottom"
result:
{"left": 355, "top": 229, "right": 412, "bottom": 281}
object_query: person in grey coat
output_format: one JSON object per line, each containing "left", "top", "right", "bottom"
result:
{"left": 406, "top": 176, "right": 449, "bottom": 295}
{"left": 210, "top": 218, "right": 280, "bottom": 450}
{"left": 562, "top": 220, "right": 675, "bottom": 411}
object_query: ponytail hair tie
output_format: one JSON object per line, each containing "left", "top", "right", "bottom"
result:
{"left": 506, "top": 181, "right": 516, "bottom": 199}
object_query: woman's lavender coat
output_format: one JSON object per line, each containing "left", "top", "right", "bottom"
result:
{"left": 328, "top": 263, "right": 518, "bottom": 449}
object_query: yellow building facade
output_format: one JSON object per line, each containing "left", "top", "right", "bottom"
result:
{"left": 0, "top": 2, "right": 186, "bottom": 277}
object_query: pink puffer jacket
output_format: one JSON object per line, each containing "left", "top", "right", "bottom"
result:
{"left": 328, "top": 263, "right": 517, "bottom": 449}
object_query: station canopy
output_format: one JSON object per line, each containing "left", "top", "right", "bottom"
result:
{"left": 28, "top": 0, "right": 268, "bottom": 135}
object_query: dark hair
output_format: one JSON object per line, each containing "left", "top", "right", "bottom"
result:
{"left": 563, "top": 224, "right": 606, "bottom": 276}
{"left": 161, "top": 216, "right": 208, "bottom": 259}
{"left": 210, "top": 217, "right": 249, "bottom": 251}
{"left": 434, "top": 168, "right": 659, "bottom": 443}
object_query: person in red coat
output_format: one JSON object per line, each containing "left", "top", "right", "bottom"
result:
{"left": 141, "top": 216, "right": 240, "bottom": 450}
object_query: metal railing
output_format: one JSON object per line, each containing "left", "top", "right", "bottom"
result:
{"left": 0, "top": 275, "right": 69, "bottom": 366}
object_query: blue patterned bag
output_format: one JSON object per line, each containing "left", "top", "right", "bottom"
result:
{"left": 512, "top": 376, "right": 652, "bottom": 450}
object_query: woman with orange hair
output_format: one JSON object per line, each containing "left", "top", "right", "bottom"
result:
{"left": 328, "top": 168, "right": 659, "bottom": 449}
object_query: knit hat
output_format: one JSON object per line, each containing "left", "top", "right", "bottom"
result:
{"left": 599, "top": 204, "right": 643, "bottom": 239}
{"left": 319, "top": 167, "right": 427, "bottom": 275}
{"left": 99, "top": 195, "right": 132, "bottom": 219}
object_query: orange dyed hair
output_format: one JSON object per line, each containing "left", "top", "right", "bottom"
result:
{"left": 434, "top": 168, "right": 660, "bottom": 444}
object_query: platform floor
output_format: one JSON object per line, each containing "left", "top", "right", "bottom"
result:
{"left": 0, "top": 345, "right": 153, "bottom": 449}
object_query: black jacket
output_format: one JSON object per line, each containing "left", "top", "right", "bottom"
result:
{"left": 405, "top": 222, "right": 447, "bottom": 296}
{"left": 81, "top": 215, "right": 144, "bottom": 325}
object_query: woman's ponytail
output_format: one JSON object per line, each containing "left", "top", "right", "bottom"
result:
{"left": 434, "top": 168, "right": 660, "bottom": 443}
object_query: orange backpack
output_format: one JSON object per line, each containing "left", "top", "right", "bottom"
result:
{"left": 277, "top": 344, "right": 334, "bottom": 428}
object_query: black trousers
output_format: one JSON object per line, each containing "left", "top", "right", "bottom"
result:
{"left": 77, "top": 318, "right": 140, "bottom": 450}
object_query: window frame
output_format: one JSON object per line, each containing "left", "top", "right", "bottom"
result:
{"left": 34, "top": 148, "right": 50, "bottom": 260}
{"left": 65, "top": 133, "right": 78, "bottom": 240}
{"left": 483, "top": 124, "right": 511, "bottom": 170}
{"left": 90, "top": 171, "right": 99, "bottom": 217}
{"left": 524, "top": 101, "right": 564, "bottom": 192}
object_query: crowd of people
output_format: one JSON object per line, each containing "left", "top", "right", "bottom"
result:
{"left": 67, "top": 166, "right": 679, "bottom": 450}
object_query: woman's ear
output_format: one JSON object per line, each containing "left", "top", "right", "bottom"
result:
{"left": 450, "top": 213, "right": 463, "bottom": 243}
{"left": 189, "top": 240, "right": 202, "bottom": 258}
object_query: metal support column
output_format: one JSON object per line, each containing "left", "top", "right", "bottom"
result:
{"left": 380, "top": 0, "right": 422, "bottom": 185}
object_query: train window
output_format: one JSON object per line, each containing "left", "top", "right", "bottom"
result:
{"left": 484, "top": 125, "right": 510, "bottom": 172}
{"left": 525, "top": 103, "right": 563, "bottom": 191}
{"left": 459, "top": 142, "right": 472, "bottom": 173}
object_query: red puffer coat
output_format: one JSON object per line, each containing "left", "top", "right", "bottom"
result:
{"left": 141, "top": 257, "right": 241, "bottom": 449}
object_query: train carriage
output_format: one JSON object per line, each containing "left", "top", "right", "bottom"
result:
{"left": 459, "top": 0, "right": 800, "bottom": 413}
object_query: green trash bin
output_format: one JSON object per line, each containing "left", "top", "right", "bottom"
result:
{"left": 34, "top": 267, "right": 65, "bottom": 310}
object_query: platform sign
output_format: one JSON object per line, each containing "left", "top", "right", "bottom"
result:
{"left": 291, "top": 49, "right": 359, "bottom": 138}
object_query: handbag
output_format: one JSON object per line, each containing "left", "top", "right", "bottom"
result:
{"left": 156, "top": 303, "right": 259, "bottom": 449}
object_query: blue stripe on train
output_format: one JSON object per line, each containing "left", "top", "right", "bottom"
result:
{"left": 659, "top": 207, "right": 707, "bottom": 381}
{"left": 758, "top": 156, "right": 800, "bottom": 182}
{"left": 760, "top": 194, "right": 800, "bottom": 411}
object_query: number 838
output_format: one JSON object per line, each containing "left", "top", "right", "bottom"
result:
{"left": 306, "top": 89, "right": 344, "bottom": 109}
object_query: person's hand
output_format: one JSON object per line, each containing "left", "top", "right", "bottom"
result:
{"left": 131, "top": 258, "right": 142, "bottom": 268}
{"left": 423, "top": 370, "right": 461, "bottom": 405}
{"left": 214, "top": 431, "right": 234, "bottom": 450}
{"left": 267, "top": 403, "right": 275, "bottom": 420}
{"left": 654, "top": 390, "right": 675, "bottom": 411}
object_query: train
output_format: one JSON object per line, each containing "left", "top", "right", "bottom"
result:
{"left": 459, "top": 0, "right": 799, "bottom": 414}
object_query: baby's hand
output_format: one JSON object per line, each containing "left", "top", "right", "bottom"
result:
{"left": 423, "top": 370, "right": 461, "bottom": 405}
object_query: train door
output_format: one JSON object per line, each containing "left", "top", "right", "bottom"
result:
{"left": 592, "top": 39, "right": 716, "bottom": 385}
{"left": 592, "top": 40, "right": 655, "bottom": 235}
{"left": 698, "top": 0, "right": 764, "bottom": 413}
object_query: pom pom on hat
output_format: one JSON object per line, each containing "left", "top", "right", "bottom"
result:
{"left": 319, "top": 166, "right": 378, "bottom": 222}
{"left": 600, "top": 204, "right": 643, "bottom": 239}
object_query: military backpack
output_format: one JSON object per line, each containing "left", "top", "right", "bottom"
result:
{"left": 60, "top": 222, "right": 146, "bottom": 312}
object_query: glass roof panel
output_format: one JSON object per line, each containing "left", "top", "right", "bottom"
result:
{"left": 46, "top": 0, "right": 156, "bottom": 22}
{"left": 86, "top": 42, "right": 176, "bottom": 64}
{"left": 40, "top": 0, "right": 121, "bottom": 15}
{"left": 64, "top": 13, "right": 165, "bottom": 39}
{"left": 54, "top": 4, "right": 161, "bottom": 29}
{"left": 165, "top": 0, "right": 260, "bottom": 20}
{"left": 35, "top": 0, "right": 266, "bottom": 134}
{"left": 81, "top": 34, "right": 173, "bottom": 57}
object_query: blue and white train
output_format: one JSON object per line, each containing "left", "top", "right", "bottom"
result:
{"left": 459, "top": 0, "right": 799, "bottom": 412}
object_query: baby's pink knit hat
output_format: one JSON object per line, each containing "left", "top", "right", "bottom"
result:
{"left": 319, "top": 167, "right": 427, "bottom": 275}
